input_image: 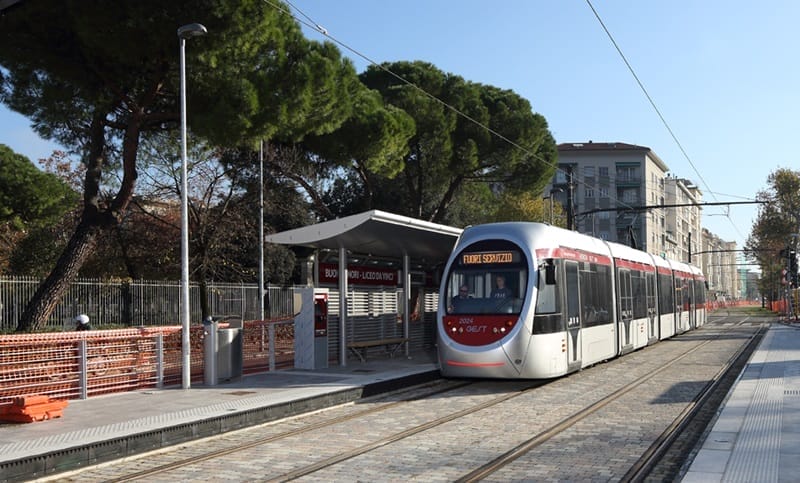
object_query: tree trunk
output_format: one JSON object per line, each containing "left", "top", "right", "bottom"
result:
{"left": 16, "top": 219, "right": 102, "bottom": 331}
{"left": 16, "top": 109, "right": 142, "bottom": 332}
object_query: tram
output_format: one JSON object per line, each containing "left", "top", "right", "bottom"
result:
{"left": 437, "top": 222, "right": 706, "bottom": 379}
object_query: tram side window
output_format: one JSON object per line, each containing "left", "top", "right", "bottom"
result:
{"left": 579, "top": 262, "right": 612, "bottom": 327}
{"left": 631, "top": 270, "right": 647, "bottom": 319}
{"left": 675, "top": 276, "right": 685, "bottom": 311}
{"left": 533, "top": 260, "right": 562, "bottom": 334}
{"left": 535, "top": 265, "right": 559, "bottom": 314}
{"left": 695, "top": 280, "right": 706, "bottom": 305}
{"left": 646, "top": 273, "right": 657, "bottom": 313}
{"left": 658, "top": 273, "right": 674, "bottom": 314}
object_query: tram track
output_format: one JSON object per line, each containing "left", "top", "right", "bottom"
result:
{"left": 85, "top": 378, "right": 546, "bottom": 483}
{"left": 52, "top": 318, "right": 764, "bottom": 482}
{"left": 454, "top": 318, "right": 764, "bottom": 482}
{"left": 96, "top": 379, "right": 478, "bottom": 482}
{"left": 621, "top": 322, "right": 766, "bottom": 482}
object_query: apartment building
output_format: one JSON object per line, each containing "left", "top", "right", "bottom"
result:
{"left": 550, "top": 142, "right": 672, "bottom": 254}
{"left": 549, "top": 141, "right": 747, "bottom": 298}
{"left": 701, "top": 228, "right": 741, "bottom": 301}
{"left": 663, "top": 176, "right": 703, "bottom": 263}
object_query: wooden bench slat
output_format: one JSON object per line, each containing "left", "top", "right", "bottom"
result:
{"left": 346, "top": 337, "right": 408, "bottom": 362}
{"left": 347, "top": 337, "right": 407, "bottom": 349}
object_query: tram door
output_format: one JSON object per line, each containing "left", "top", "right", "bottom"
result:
{"left": 565, "top": 262, "right": 581, "bottom": 370}
{"left": 618, "top": 269, "right": 633, "bottom": 353}
{"left": 646, "top": 272, "right": 658, "bottom": 343}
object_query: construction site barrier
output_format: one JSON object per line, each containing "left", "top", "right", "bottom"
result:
{"left": 0, "top": 317, "right": 294, "bottom": 409}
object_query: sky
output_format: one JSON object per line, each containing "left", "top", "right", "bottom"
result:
{"left": 1, "top": 1, "right": 798, "bottom": 253}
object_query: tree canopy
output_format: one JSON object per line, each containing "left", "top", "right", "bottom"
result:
{"left": 358, "top": 61, "right": 558, "bottom": 224}
{"left": 0, "top": 144, "right": 77, "bottom": 230}
{"left": 0, "top": 0, "right": 362, "bottom": 330}
{"left": 0, "top": 145, "right": 78, "bottom": 273}
{"left": 1, "top": 2, "right": 561, "bottom": 331}
{"left": 745, "top": 167, "right": 800, "bottom": 300}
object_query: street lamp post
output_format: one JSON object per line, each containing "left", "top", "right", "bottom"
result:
{"left": 178, "top": 22, "right": 207, "bottom": 390}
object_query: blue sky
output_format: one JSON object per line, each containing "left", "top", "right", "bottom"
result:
{"left": 2, "top": 1, "right": 797, "bottom": 252}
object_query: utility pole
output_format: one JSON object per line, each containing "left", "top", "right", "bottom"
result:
{"left": 566, "top": 165, "right": 575, "bottom": 231}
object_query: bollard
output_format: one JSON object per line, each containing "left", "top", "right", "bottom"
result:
{"left": 202, "top": 316, "right": 218, "bottom": 386}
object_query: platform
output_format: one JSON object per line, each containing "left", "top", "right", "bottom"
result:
{"left": 682, "top": 322, "right": 800, "bottom": 482}
{"left": 0, "top": 351, "right": 439, "bottom": 481}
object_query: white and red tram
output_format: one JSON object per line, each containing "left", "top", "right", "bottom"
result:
{"left": 437, "top": 222, "right": 706, "bottom": 379}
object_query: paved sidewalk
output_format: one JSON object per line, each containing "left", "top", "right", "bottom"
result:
{"left": 683, "top": 323, "right": 800, "bottom": 482}
{"left": 0, "top": 352, "right": 439, "bottom": 481}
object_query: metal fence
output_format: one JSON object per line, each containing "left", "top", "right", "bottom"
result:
{"left": 0, "top": 276, "right": 296, "bottom": 332}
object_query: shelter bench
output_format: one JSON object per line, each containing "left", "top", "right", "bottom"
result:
{"left": 347, "top": 337, "right": 408, "bottom": 362}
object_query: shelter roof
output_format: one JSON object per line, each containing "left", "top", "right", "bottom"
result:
{"left": 264, "top": 210, "right": 463, "bottom": 263}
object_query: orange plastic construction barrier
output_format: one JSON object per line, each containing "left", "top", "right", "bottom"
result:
{"left": 0, "top": 394, "right": 68, "bottom": 423}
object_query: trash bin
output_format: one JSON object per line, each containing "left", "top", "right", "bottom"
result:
{"left": 217, "top": 327, "right": 242, "bottom": 381}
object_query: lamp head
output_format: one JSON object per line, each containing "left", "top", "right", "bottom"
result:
{"left": 178, "top": 23, "right": 208, "bottom": 39}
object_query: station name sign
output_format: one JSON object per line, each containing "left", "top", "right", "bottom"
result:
{"left": 319, "top": 263, "right": 398, "bottom": 286}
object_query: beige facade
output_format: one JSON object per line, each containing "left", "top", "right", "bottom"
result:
{"left": 700, "top": 229, "right": 740, "bottom": 301}
{"left": 550, "top": 142, "right": 742, "bottom": 297}
{"left": 551, "top": 142, "right": 671, "bottom": 255}
{"left": 663, "top": 176, "right": 703, "bottom": 263}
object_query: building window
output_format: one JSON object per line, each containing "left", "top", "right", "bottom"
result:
{"left": 621, "top": 189, "right": 638, "bottom": 203}
{"left": 585, "top": 188, "right": 594, "bottom": 198}
{"left": 555, "top": 170, "right": 567, "bottom": 184}
{"left": 599, "top": 188, "right": 609, "bottom": 198}
{"left": 599, "top": 166, "right": 609, "bottom": 178}
{"left": 584, "top": 166, "right": 595, "bottom": 178}
{"left": 616, "top": 166, "right": 638, "bottom": 182}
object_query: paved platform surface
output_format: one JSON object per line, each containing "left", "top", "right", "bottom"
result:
{"left": 0, "top": 351, "right": 439, "bottom": 481}
{"left": 683, "top": 322, "right": 800, "bottom": 482}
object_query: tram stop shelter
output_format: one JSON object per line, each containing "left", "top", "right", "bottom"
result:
{"left": 265, "top": 210, "right": 462, "bottom": 366}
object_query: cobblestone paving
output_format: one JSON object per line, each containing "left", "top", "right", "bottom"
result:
{"left": 46, "top": 316, "right": 764, "bottom": 482}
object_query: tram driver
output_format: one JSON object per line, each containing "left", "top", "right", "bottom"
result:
{"left": 449, "top": 284, "right": 472, "bottom": 313}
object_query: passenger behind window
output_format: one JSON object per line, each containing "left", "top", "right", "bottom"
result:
{"left": 491, "top": 275, "right": 513, "bottom": 298}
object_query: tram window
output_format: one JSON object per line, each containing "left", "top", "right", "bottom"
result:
{"left": 695, "top": 280, "right": 706, "bottom": 304}
{"left": 535, "top": 266, "right": 559, "bottom": 314}
{"left": 545, "top": 259, "right": 556, "bottom": 284}
{"left": 566, "top": 263, "right": 580, "bottom": 324}
{"left": 658, "top": 273, "right": 674, "bottom": 315}
{"left": 580, "top": 263, "right": 611, "bottom": 326}
{"left": 646, "top": 273, "right": 657, "bottom": 312}
{"left": 447, "top": 239, "right": 527, "bottom": 315}
{"left": 446, "top": 270, "right": 526, "bottom": 315}
{"left": 675, "top": 276, "right": 686, "bottom": 311}
{"left": 632, "top": 271, "right": 647, "bottom": 319}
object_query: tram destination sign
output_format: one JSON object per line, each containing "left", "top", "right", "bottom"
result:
{"left": 460, "top": 250, "right": 519, "bottom": 265}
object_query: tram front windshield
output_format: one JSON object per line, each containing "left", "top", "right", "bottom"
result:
{"left": 445, "top": 240, "right": 527, "bottom": 315}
